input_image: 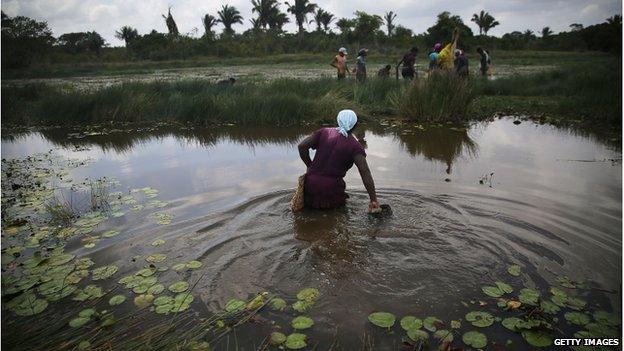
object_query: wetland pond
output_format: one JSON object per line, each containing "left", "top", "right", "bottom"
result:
{"left": 1, "top": 119, "right": 621, "bottom": 350}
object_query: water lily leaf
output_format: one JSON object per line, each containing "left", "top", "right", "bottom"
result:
{"left": 12, "top": 293, "right": 48, "bottom": 316}
{"left": 585, "top": 322, "right": 619, "bottom": 338}
{"left": 550, "top": 286, "right": 567, "bottom": 298}
{"left": 75, "top": 258, "right": 94, "bottom": 270}
{"left": 172, "top": 263, "right": 186, "bottom": 271}
{"left": 292, "top": 316, "right": 314, "bottom": 330}
{"left": 502, "top": 317, "right": 524, "bottom": 331}
{"left": 434, "top": 329, "right": 453, "bottom": 342}
{"left": 69, "top": 317, "right": 90, "bottom": 328}
{"left": 66, "top": 270, "right": 89, "bottom": 284}
{"left": 136, "top": 268, "right": 155, "bottom": 277}
{"left": 154, "top": 296, "right": 174, "bottom": 306}
{"left": 465, "top": 311, "right": 494, "bottom": 327}
{"left": 91, "top": 265, "right": 118, "bottom": 280}
{"left": 79, "top": 308, "right": 97, "bottom": 318}
{"left": 593, "top": 310, "right": 621, "bottom": 326}
{"left": 49, "top": 254, "right": 75, "bottom": 266}
{"left": 285, "top": 333, "right": 307, "bottom": 350}
{"left": 551, "top": 294, "right": 567, "bottom": 307}
{"left": 292, "top": 300, "right": 313, "bottom": 313}
{"left": 495, "top": 281, "right": 513, "bottom": 294}
{"left": 482, "top": 286, "right": 504, "bottom": 297}
{"left": 73, "top": 285, "right": 104, "bottom": 301}
{"left": 565, "top": 312, "right": 591, "bottom": 326}
{"left": 270, "top": 332, "right": 287, "bottom": 345}
{"left": 400, "top": 316, "right": 422, "bottom": 331}
{"left": 111, "top": 211, "right": 125, "bottom": 218}
{"left": 100, "top": 316, "right": 116, "bottom": 327}
{"left": 151, "top": 239, "right": 165, "bottom": 247}
{"left": 186, "top": 260, "right": 202, "bottom": 269}
{"left": 134, "top": 294, "right": 154, "bottom": 308}
{"left": 247, "top": 293, "right": 265, "bottom": 310}
{"left": 518, "top": 288, "right": 540, "bottom": 306}
{"left": 102, "top": 230, "right": 120, "bottom": 238}
{"left": 462, "top": 331, "right": 487, "bottom": 348}
{"left": 225, "top": 299, "right": 246, "bottom": 312}
{"left": 154, "top": 213, "right": 172, "bottom": 225}
{"left": 566, "top": 297, "right": 587, "bottom": 310}
{"left": 507, "top": 264, "right": 521, "bottom": 276}
{"left": 147, "top": 284, "right": 164, "bottom": 294}
{"left": 297, "top": 288, "right": 320, "bottom": 301}
{"left": 423, "top": 316, "right": 442, "bottom": 332}
{"left": 450, "top": 320, "right": 461, "bottom": 329}
{"left": 109, "top": 295, "right": 126, "bottom": 306}
{"left": 77, "top": 341, "right": 91, "bottom": 350}
{"left": 168, "top": 281, "right": 189, "bottom": 293}
{"left": 368, "top": 312, "right": 396, "bottom": 328}
{"left": 541, "top": 300, "right": 560, "bottom": 314}
{"left": 507, "top": 300, "right": 522, "bottom": 309}
{"left": 407, "top": 329, "right": 428, "bottom": 341}
{"left": 146, "top": 254, "right": 167, "bottom": 263}
{"left": 522, "top": 330, "right": 552, "bottom": 347}
{"left": 557, "top": 276, "right": 576, "bottom": 288}
{"left": 171, "top": 293, "right": 193, "bottom": 312}
{"left": 269, "top": 298, "right": 286, "bottom": 311}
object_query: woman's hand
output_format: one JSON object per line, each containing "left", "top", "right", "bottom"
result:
{"left": 368, "top": 200, "right": 380, "bottom": 213}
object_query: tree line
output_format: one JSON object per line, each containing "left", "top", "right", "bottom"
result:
{"left": 1, "top": 4, "right": 621, "bottom": 68}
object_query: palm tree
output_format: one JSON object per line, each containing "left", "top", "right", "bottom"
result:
{"left": 162, "top": 7, "right": 179, "bottom": 35}
{"left": 202, "top": 14, "right": 219, "bottom": 37}
{"left": 285, "top": 0, "right": 317, "bottom": 35}
{"left": 606, "top": 15, "right": 622, "bottom": 26}
{"left": 540, "top": 26, "right": 553, "bottom": 38}
{"left": 115, "top": 26, "right": 138, "bottom": 46}
{"left": 218, "top": 5, "right": 243, "bottom": 35}
{"left": 471, "top": 10, "right": 499, "bottom": 35}
{"left": 320, "top": 11, "right": 335, "bottom": 32}
{"left": 313, "top": 8, "right": 325, "bottom": 31}
{"left": 252, "top": 0, "right": 279, "bottom": 29}
{"left": 268, "top": 9, "right": 289, "bottom": 31}
{"left": 384, "top": 11, "right": 397, "bottom": 36}
{"left": 336, "top": 18, "right": 355, "bottom": 34}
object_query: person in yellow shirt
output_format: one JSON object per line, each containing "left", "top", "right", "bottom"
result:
{"left": 330, "top": 47, "right": 350, "bottom": 80}
{"left": 437, "top": 28, "right": 460, "bottom": 70}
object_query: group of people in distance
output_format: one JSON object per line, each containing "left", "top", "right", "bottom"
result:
{"left": 330, "top": 29, "right": 492, "bottom": 82}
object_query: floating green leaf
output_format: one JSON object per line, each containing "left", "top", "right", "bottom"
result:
{"left": 593, "top": 311, "right": 621, "bottom": 326}
{"left": 154, "top": 296, "right": 174, "bottom": 306}
{"left": 565, "top": 312, "right": 591, "bottom": 326}
{"left": 147, "top": 284, "right": 164, "bottom": 294}
{"left": 269, "top": 298, "right": 286, "bottom": 311}
{"left": 400, "top": 316, "right": 422, "bottom": 331}
{"left": 134, "top": 294, "right": 154, "bottom": 308}
{"left": 146, "top": 254, "right": 167, "bottom": 263}
{"left": 109, "top": 295, "right": 126, "bottom": 306}
{"left": 462, "top": 331, "right": 487, "bottom": 348}
{"left": 225, "top": 299, "right": 246, "bottom": 313}
{"left": 495, "top": 281, "right": 513, "bottom": 294}
{"left": 77, "top": 341, "right": 91, "bottom": 350}
{"left": 368, "top": 312, "right": 396, "bottom": 328}
{"left": 79, "top": 308, "right": 96, "bottom": 318}
{"left": 482, "top": 286, "right": 504, "bottom": 297}
{"left": 247, "top": 293, "right": 265, "bottom": 310}
{"left": 434, "top": 329, "right": 453, "bottom": 342}
{"left": 292, "top": 300, "right": 313, "bottom": 313}
{"left": 91, "top": 265, "right": 118, "bottom": 280}
{"left": 522, "top": 330, "right": 552, "bottom": 347}
{"left": 518, "top": 288, "right": 540, "bottom": 306}
{"left": 69, "top": 317, "right": 90, "bottom": 328}
{"left": 450, "top": 320, "right": 461, "bottom": 329}
{"left": 270, "top": 332, "right": 287, "bottom": 345}
{"left": 507, "top": 264, "right": 521, "bottom": 276}
{"left": 541, "top": 300, "right": 560, "bottom": 314}
{"left": 566, "top": 297, "right": 587, "bottom": 310}
{"left": 186, "top": 260, "right": 202, "bottom": 269}
{"left": 285, "top": 333, "right": 307, "bottom": 350}
{"left": 292, "top": 316, "right": 314, "bottom": 330}
{"left": 151, "top": 239, "right": 165, "bottom": 246}
{"left": 136, "top": 268, "right": 155, "bottom": 277}
{"left": 168, "top": 281, "right": 189, "bottom": 293}
{"left": 172, "top": 263, "right": 186, "bottom": 271}
{"left": 102, "top": 230, "right": 120, "bottom": 238}
{"left": 407, "top": 329, "right": 428, "bottom": 342}
{"left": 73, "top": 285, "right": 103, "bottom": 301}
{"left": 465, "top": 311, "right": 494, "bottom": 328}
{"left": 585, "top": 322, "right": 619, "bottom": 338}
{"left": 296, "top": 288, "right": 320, "bottom": 301}
{"left": 12, "top": 293, "right": 48, "bottom": 316}
{"left": 423, "top": 316, "right": 442, "bottom": 332}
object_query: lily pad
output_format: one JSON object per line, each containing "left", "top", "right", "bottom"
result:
{"left": 79, "top": 308, "right": 97, "bottom": 318}
{"left": 151, "top": 239, "right": 165, "bottom": 246}
{"left": 450, "top": 320, "right": 461, "bottom": 329}
{"left": 285, "top": 333, "right": 307, "bottom": 350}
{"left": 147, "top": 284, "right": 164, "bottom": 294}
{"left": 423, "top": 316, "right": 442, "bottom": 332}
{"left": 465, "top": 311, "right": 494, "bottom": 327}
{"left": 507, "top": 264, "right": 521, "bottom": 276}
{"left": 109, "top": 295, "right": 126, "bottom": 306}
{"left": 73, "top": 285, "right": 104, "bottom": 301}
{"left": 495, "top": 281, "right": 513, "bottom": 294}
{"left": 12, "top": 294, "right": 48, "bottom": 316}
{"left": 400, "top": 316, "right": 422, "bottom": 331}
{"left": 292, "top": 316, "right": 314, "bottom": 330}
{"left": 225, "top": 299, "right": 246, "bottom": 313}
{"left": 296, "top": 288, "right": 320, "bottom": 301}
{"left": 522, "top": 330, "right": 552, "bottom": 347}
{"left": 172, "top": 263, "right": 186, "bottom": 271}
{"left": 518, "top": 288, "right": 540, "bottom": 306}
{"left": 368, "top": 312, "right": 396, "bottom": 328}
{"left": 593, "top": 310, "right": 621, "bottom": 326}
{"left": 482, "top": 285, "right": 504, "bottom": 297}
{"left": 146, "top": 254, "right": 167, "bottom": 263}
{"left": 102, "top": 230, "right": 120, "bottom": 238}
{"left": 134, "top": 294, "right": 154, "bottom": 308}
{"left": 434, "top": 329, "right": 454, "bottom": 342}
{"left": 247, "top": 293, "right": 265, "bottom": 310}
{"left": 462, "top": 331, "right": 487, "bottom": 348}
{"left": 154, "top": 296, "right": 174, "bottom": 306}
{"left": 565, "top": 312, "right": 591, "bottom": 326}
{"left": 135, "top": 268, "right": 155, "bottom": 277}
{"left": 292, "top": 300, "right": 313, "bottom": 313}
{"left": 541, "top": 300, "right": 560, "bottom": 314}
{"left": 69, "top": 317, "right": 90, "bottom": 328}
{"left": 91, "top": 265, "right": 118, "bottom": 280}
{"left": 186, "top": 260, "right": 202, "bottom": 269}
{"left": 407, "top": 329, "right": 428, "bottom": 342}
{"left": 502, "top": 317, "right": 523, "bottom": 331}
{"left": 269, "top": 297, "right": 287, "bottom": 311}
{"left": 168, "top": 281, "right": 189, "bottom": 293}
{"left": 270, "top": 332, "right": 287, "bottom": 345}
{"left": 566, "top": 297, "right": 587, "bottom": 310}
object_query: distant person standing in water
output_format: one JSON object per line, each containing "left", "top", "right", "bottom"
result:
{"left": 353, "top": 48, "right": 368, "bottom": 83}
{"left": 454, "top": 49, "right": 469, "bottom": 77}
{"left": 330, "top": 47, "right": 349, "bottom": 80}
{"left": 298, "top": 109, "right": 379, "bottom": 212}
{"left": 477, "top": 47, "right": 491, "bottom": 76}
{"left": 397, "top": 47, "right": 418, "bottom": 80}
{"left": 377, "top": 65, "right": 391, "bottom": 78}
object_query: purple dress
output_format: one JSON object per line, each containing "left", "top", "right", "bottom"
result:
{"left": 304, "top": 128, "right": 366, "bottom": 209}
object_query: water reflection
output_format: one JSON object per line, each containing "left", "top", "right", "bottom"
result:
{"left": 395, "top": 126, "right": 478, "bottom": 174}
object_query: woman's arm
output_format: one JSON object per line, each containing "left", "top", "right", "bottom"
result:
{"left": 298, "top": 135, "right": 315, "bottom": 167}
{"left": 354, "top": 154, "right": 379, "bottom": 211}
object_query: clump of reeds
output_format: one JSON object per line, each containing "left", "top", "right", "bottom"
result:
{"left": 392, "top": 72, "right": 475, "bottom": 123}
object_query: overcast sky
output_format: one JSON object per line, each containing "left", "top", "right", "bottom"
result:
{"left": 2, "top": 0, "right": 621, "bottom": 46}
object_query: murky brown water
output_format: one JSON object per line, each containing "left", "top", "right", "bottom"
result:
{"left": 1, "top": 120, "right": 621, "bottom": 350}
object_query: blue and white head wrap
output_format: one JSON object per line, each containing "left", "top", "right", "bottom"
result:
{"left": 336, "top": 109, "right": 358, "bottom": 137}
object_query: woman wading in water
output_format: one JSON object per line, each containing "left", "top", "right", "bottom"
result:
{"left": 298, "top": 110, "right": 380, "bottom": 212}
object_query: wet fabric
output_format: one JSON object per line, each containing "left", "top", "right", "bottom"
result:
{"left": 304, "top": 128, "right": 366, "bottom": 209}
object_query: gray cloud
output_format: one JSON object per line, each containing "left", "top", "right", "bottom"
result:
{"left": 1, "top": 0, "right": 620, "bottom": 46}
